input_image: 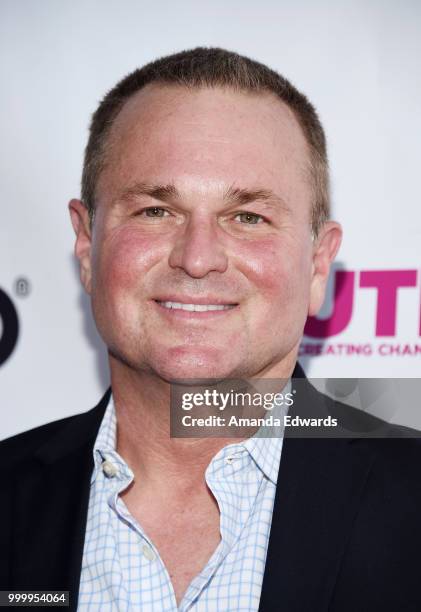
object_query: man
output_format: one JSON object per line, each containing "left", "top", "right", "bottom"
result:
{"left": 1, "top": 48, "right": 420, "bottom": 611}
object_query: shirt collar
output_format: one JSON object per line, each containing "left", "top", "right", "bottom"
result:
{"left": 91, "top": 394, "right": 118, "bottom": 485}
{"left": 91, "top": 380, "right": 289, "bottom": 487}
{"left": 239, "top": 379, "right": 290, "bottom": 485}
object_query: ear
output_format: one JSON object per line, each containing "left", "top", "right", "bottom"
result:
{"left": 68, "top": 199, "right": 93, "bottom": 294}
{"left": 308, "top": 221, "right": 342, "bottom": 316}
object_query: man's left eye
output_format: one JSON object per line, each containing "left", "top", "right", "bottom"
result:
{"left": 235, "top": 212, "right": 265, "bottom": 224}
{"left": 137, "top": 207, "right": 169, "bottom": 217}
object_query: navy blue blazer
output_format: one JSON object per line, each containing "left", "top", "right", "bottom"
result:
{"left": 1, "top": 364, "right": 421, "bottom": 611}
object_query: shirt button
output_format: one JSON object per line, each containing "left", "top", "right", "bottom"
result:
{"left": 142, "top": 544, "right": 156, "bottom": 561}
{"left": 102, "top": 460, "right": 118, "bottom": 478}
{"left": 226, "top": 456, "right": 234, "bottom": 464}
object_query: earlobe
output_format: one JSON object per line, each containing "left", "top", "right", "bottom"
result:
{"left": 68, "top": 199, "right": 93, "bottom": 294}
{"left": 308, "top": 221, "right": 343, "bottom": 317}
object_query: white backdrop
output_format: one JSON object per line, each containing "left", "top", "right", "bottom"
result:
{"left": 1, "top": 0, "right": 420, "bottom": 439}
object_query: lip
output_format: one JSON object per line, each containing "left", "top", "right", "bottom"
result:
{"left": 153, "top": 296, "right": 238, "bottom": 306}
{"left": 152, "top": 298, "right": 239, "bottom": 319}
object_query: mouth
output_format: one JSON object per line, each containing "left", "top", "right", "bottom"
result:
{"left": 153, "top": 298, "right": 239, "bottom": 317}
{"left": 156, "top": 300, "right": 236, "bottom": 312}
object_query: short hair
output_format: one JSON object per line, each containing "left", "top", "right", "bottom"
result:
{"left": 81, "top": 47, "right": 329, "bottom": 235}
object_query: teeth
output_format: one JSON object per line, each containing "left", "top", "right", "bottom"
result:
{"left": 158, "top": 301, "right": 235, "bottom": 312}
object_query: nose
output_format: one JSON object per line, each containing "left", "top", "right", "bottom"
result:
{"left": 168, "top": 215, "right": 228, "bottom": 278}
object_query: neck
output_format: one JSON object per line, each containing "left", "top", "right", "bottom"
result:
{"left": 109, "top": 353, "right": 297, "bottom": 489}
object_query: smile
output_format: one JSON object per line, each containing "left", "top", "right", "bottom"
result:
{"left": 156, "top": 301, "right": 236, "bottom": 312}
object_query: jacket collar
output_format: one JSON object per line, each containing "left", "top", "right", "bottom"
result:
{"left": 34, "top": 388, "right": 111, "bottom": 465}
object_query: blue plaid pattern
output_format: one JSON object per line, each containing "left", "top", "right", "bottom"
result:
{"left": 78, "top": 393, "right": 285, "bottom": 611}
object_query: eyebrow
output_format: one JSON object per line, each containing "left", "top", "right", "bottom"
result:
{"left": 116, "top": 182, "right": 178, "bottom": 204}
{"left": 115, "top": 181, "right": 291, "bottom": 213}
{"left": 223, "top": 185, "right": 291, "bottom": 212}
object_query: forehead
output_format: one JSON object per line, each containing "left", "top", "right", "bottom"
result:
{"left": 98, "top": 83, "right": 312, "bottom": 204}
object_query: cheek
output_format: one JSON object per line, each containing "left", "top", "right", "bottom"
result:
{"left": 235, "top": 236, "right": 312, "bottom": 302}
{"left": 92, "top": 226, "right": 163, "bottom": 294}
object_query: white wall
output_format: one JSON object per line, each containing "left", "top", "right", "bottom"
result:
{"left": 1, "top": 0, "right": 420, "bottom": 438}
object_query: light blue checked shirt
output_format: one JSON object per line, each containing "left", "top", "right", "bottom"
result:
{"left": 78, "top": 393, "right": 285, "bottom": 611}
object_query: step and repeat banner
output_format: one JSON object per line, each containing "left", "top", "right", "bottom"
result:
{"left": 1, "top": 0, "right": 420, "bottom": 438}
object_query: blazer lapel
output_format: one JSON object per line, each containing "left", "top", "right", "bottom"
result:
{"left": 11, "top": 390, "right": 110, "bottom": 612}
{"left": 258, "top": 376, "right": 377, "bottom": 612}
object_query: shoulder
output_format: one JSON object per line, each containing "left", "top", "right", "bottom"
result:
{"left": 0, "top": 388, "right": 111, "bottom": 472}
{"left": 327, "top": 393, "right": 421, "bottom": 439}
{"left": 301, "top": 376, "right": 421, "bottom": 439}
{"left": 0, "top": 415, "right": 77, "bottom": 467}
{"left": 317, "top": 387, "right": 421, "bottom": 487}
{"left": 293, "top": 375, "right": 421, "bottom": 470}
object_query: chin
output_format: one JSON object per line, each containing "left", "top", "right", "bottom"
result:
{"left": 150, "top": 346, "right": 238, "bottom": 383}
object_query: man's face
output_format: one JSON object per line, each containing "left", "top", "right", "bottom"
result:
{"left": 71, "top": 84, "right": 340, "bottom": 381}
